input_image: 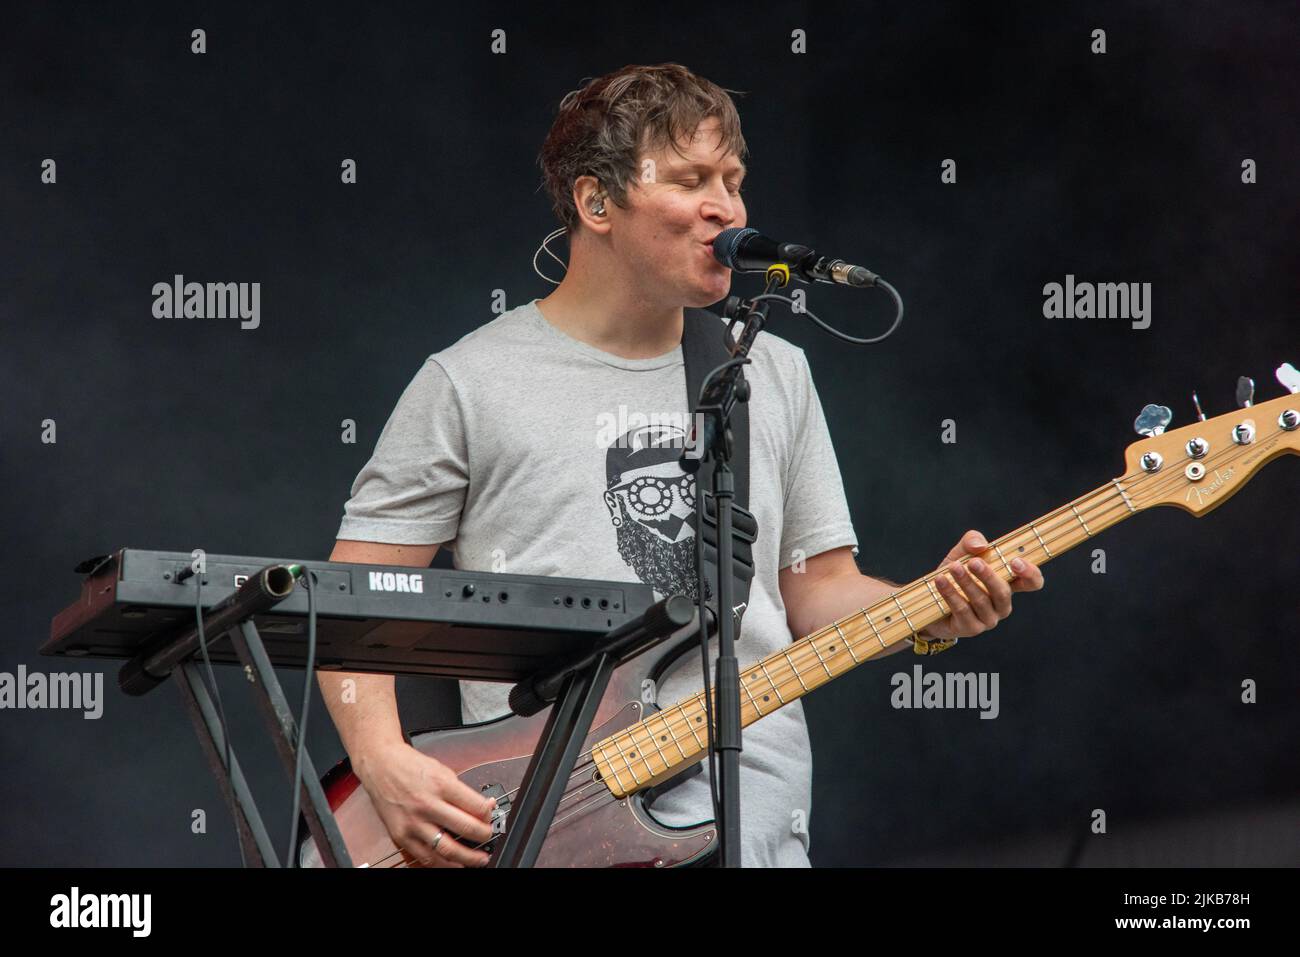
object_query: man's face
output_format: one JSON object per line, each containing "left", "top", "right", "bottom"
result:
{"left": 612, "top": 116, "right": 748, "bottom": 307}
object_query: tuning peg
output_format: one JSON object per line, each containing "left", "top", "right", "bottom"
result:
{"left": 1236, "top": 376, "right": 1255, "bottom": 408}
{"left": 1191, "top": 391, "right": 1207, "bottom": 422}
{"left": 1134, "top": 403, "right": 1173, "bottom": 437}
{"left": 1276, "top": 362, "right": 1300, "bottom": 395}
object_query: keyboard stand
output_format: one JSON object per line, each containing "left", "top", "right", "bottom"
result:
{"left": 122, "top": 565, "right": 354, "bottom": 867}
{"left": 175, "top": 616, "right": 354, "bottom": 868}
{"left": 111, "top": 560, "right": 691, "bottom": 868}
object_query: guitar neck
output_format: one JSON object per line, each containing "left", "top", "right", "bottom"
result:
{"left": 591, "top": 477, "right": 1140, "bottom": 797}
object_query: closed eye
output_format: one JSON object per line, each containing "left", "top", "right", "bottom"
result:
{"left": 677, "top": 179, "right": 744, "bottom": 194}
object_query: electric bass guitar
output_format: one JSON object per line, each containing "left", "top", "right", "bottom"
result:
{"left": 300, "top": 366, "right": 1300, "bottom": 868}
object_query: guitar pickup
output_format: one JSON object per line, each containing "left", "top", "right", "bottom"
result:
{"left": 481, "top": 782, "right": 511, "bottom": 837}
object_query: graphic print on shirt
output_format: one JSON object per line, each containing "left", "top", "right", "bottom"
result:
{"left": 601, "top": 423, "right": 712, "bottom": 603}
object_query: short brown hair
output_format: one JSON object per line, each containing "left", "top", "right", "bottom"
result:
{"left": 538, "top": 63, "right": 748, "bottom": 231}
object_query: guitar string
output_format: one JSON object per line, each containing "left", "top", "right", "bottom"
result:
{"left": 382, "top": 424, "right": 1286, "bottom": 867}
{"left": 369, "top": 424, "right": 1289, "bottom": 866}
{"left": 370, "top": 753, "right": 609, "bottom": 868}
{"left": 380, "top": 784, "right": 619, "bottom": 868}
{"left": 375, "top": 425, "right": 1287, "bottom": 867}
{"left": 481, "top": 422, "right": 1279, "bottom": 814}
{"left": 573, "top": 421, "right": 1286, "bottom": 791}
{"left": 384, "top": 426, "right": 1290, "bottom": 867}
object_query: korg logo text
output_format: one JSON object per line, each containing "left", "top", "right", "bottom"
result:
{"left": 368, "top": 571, "right": 424, "bottom": 593}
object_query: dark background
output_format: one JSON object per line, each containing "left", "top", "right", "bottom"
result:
{"left": 2, "top": 1, "right": 1297, "bottom": 867}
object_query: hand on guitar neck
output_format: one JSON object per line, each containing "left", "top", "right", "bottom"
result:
{"left": 777, "top": 529, "right": 1045, "bottom": 658}
{"left": 921, "top": 529, "right": 1046, "bottom": 644}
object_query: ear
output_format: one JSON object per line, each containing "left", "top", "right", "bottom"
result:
{"left": 573, "top": 175, "right": 613, "bottom": 235}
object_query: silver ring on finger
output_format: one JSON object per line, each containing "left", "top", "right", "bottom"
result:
{"left": 432, "top": 830, "right": 444, "bottom": 851}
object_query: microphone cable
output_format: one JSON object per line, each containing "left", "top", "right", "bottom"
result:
{"left": 741, "top": 285, "right": 904, "bottom": 345}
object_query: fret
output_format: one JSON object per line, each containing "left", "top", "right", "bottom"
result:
{"left": 613, "top": 736, "right": 643, "bottom": 786}
{"left": 891, "top": 594, "right": 918, "bottom": 638}
{"left": 861, "top": 607, "right": 888, "bottom": 650}
{"left": 680, "top": 703, "right": 707, "bottom": 750}
{"left": 640, "top": 721, "right": 671, "bottom": 771}
{"left": 991, "top": 542, "right": 1011, "bottom": 575}
{"left": 740, "top": 671, "right": 765, "bottom": 717}
{"left": 1029, "top": 522, "right": 1054, "bottom": 558}
{"left": 1071, "top": 504, "right": 1092, "bottom": 536}
{"left": 1112, "top": 479, "right": 1136, "bottom": 513}
{"left": 924, "top": 577, "right": 947, "bottom": 615}
{"left": 661, "top": 715, "right": 690, "bottom": 760}
{"left": 808, "top": 636, "right": 835, "bottom": 679}
{"left": 835, "top": 622, "right": 860, "bottom": 663}
{"left": 758, "top": 662, "right": 786, "bottom": 704}
{"left": 782, "top": 650, "right": 810, "bottom": 692}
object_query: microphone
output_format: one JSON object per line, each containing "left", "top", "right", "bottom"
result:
{"left": 711, "top": 227, "right": 880, "bottom": 287}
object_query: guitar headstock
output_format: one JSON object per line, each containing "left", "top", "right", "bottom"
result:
{"left": 1120, "top": 364, "right": 1300, "bottom": 515}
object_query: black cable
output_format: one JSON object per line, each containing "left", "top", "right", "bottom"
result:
{"left": 284, "top": 566, "right": 318, "bottom": 867}
{"left": 746, "top": 278, "right": 905, "bottom": 344}
{"left": 193, "top": 573, "right": 247, "bottom": 868}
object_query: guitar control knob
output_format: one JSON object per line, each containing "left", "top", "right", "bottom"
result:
{"left": 1280, "top": 409, "right": 1300, "bottom": 431}
{"left": 1232, "top": 422, "right": 1255, "bottom": 445}
{"left": 1140, "top": 451, "right": 1163, "bottom": 472}
{"left": 462, "top": 582, "right": 476, "bottom": 598}
{"left": 1185, "top": 437, "right": 1209, "bottom": 459}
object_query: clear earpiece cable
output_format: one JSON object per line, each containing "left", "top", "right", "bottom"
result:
{"left": 532, "top": 226, "right": 569, "bottom": 285}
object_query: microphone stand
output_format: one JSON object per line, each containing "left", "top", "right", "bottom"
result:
{"left": 683, "top": 265, "right": 789, "bottom": 867}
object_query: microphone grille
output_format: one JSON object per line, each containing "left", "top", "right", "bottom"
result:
{"left": 712, "top": 227, "right": 755, "bottom": 268}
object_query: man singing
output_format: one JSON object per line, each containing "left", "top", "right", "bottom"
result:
{"left": 318, "top": 63, "right": 1044, "bottom": 867}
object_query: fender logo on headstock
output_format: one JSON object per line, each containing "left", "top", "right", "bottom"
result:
{"left": 1185, "top": 466, "right": 1235, "bottom": 507}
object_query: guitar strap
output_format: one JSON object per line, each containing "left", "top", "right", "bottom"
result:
{"left": 646, "top": 307, "right": 758, "bottom": 689}
{"left": 683, "top": 307, "right": 750, "bottom": 514}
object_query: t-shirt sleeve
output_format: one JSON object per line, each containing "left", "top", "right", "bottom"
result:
{"left": 778, "top": 349, "right": 859, "bottom": 570}
{"left": 335, "top": 357, "right": 468, "bottom": 546}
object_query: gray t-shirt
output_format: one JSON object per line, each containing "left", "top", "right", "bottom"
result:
{"left": 337, "top": 298, "right": 858, "bottom": 867}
